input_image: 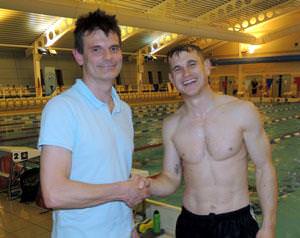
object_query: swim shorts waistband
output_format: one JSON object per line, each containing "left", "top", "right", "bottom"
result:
{"left": 181, "top": 205, "right": 251, "bottom": 221}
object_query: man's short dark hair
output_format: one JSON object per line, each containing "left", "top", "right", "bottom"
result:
{"left": 167, "top": 44, "right": 204, "bottom": 61}
{"left": 74, "top": 9, "right": 121, "bottom": 54}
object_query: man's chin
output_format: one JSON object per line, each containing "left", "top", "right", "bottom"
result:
{"left": 181, "top": 88, "right": 201, "bottom": 97}
{"left": 100, "top": 72, "right": 120, "bottom": 80}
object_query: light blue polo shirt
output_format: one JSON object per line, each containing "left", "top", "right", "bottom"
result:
{"left": 38, "top": 79, "right": 134, "bottom": 238}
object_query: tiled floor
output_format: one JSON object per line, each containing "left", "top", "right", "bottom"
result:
{"left": 0, "top": 194, "right": 174, "bottom": 238}
{"left": 0, "top": 193, "right": 51, "bottom": 238}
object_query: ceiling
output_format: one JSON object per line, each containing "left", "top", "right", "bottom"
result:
{"left": 0, "top": 0, "right": 300, "bottom": 57}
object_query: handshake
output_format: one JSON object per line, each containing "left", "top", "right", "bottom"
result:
{"left": 123, "top": 174, "right": 151, "bottom": 208}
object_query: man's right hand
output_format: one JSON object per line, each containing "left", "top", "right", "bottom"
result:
{"left": 123, "top": 175, "right": 150, "bottom": 207}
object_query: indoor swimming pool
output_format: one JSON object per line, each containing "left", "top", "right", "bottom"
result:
{"left": 0, "top": 100, "right": 299, "bottom": 236}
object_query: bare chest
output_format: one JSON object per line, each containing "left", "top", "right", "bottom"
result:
{"left": 173, "top": 114, "right": 244, "bottom": 162}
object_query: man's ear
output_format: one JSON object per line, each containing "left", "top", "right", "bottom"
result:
{"left": 204, "top": 59, "right": 212, "bottom": 76}
{"left": 72, "top": 49, "right": 84, "bottom": 66}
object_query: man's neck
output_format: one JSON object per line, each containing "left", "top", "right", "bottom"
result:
{"left": 83, "top": 77, "right": 113, "bottom": 104}
{"left": 184, "top": 88, "right": 217, "bottom": 116}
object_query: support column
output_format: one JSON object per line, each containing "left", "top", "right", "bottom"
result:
{"left": 237, "top": 43, "right": 244, "bottom": 97}
{"left": 237, "top": 65, "right": 244, "bottom": 95}
{"left": 136, "top": 50, "right": 144, "bottom": 93}
{"left": 32, "top": 42, "right": 43, "bottom": 97}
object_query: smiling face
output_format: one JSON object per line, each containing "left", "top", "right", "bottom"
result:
{"left": 73, "top": 29, "right": 122, "bottom": 85}
{"left": 168, "top": 49, "right": 211, "bottom": 97}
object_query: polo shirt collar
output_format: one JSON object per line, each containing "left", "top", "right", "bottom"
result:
{"left": 74, "top": 79, "right": 121, "bottom": 113}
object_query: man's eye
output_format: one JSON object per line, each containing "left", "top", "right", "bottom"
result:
{"left": 111, "top": 46, "right": 120, "bottom": 53}
{"left": 93, "top": 47, "right": 101, "bottom": 53}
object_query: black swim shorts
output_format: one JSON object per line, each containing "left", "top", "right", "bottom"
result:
{"left": 176, "top": 205, "right": 259, "bottom": 238}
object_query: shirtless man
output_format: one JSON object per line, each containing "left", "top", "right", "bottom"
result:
{"left": 149, "top": 44, "right": 277, "bottom": 238}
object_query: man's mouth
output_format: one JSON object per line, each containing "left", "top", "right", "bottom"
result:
{"left": 98, "top": 65, "right": 117, "bottom": 71}
{"left": 100, "top": 64, "right": 115, "bottom": 68}
{"left": 183, "top": 79, "right": 196, "bottom": 86}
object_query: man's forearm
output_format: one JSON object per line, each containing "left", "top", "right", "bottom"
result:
{"left": 43, "top": 175, "right": 149, "bottom": 209}
{"left": 149, "top": 173, "right": 180, "bottom": 197}
{"left": 256, "top": 163, "right": 278, "bottom": 229}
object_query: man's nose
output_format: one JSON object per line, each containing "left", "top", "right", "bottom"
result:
{"left": 103, "top": 49, "right": 113, "bottom": 60}
{"left": 183, "top": 67, "right": 191, "bottom": 76}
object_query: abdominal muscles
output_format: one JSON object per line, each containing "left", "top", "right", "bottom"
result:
{"left": 181, "top": 147, "right": 250, "bottom": 215}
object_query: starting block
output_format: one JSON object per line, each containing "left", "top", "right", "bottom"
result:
{"left": 0, "top": 146, "right": 40, "bottom": 199}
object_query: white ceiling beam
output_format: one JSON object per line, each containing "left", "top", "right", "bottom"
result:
{"left": 2, "top": 0, "right": 300, "bottom": 46}
{"left": 0, "top": 0, "right": 258, "bottom": 44}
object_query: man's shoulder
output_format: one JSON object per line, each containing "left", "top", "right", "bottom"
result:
{"left": 48, "top": 86, "right": 81, "bottom": 104}
{"left": 119, "top": 99, "right": 131, "bottom": 111}
{"left": 163, "top": 105, "right": 184, "bottom": 127}
{"left": 216, "top": 95, "right": 256, "bottom": 111}
{"left": 162, "top": 111, "right": 182, "bottom": 138}
{"left": 230, "top": 97, "right": 258, "bottom": 113}
{"left": 43, "top": 88, "right": 82, "bottom": 116}
{"left": 216, "top": 94, "right": 238, "bottom": 105}
{"left": 221, "top": 96, "right": 261, "bottom": 124}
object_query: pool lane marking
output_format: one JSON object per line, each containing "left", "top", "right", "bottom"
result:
{"left": 270, "top": 130, "right": 300, "bottom": 144}
{"left": 265, "top": 114, "right": 299, "bottom": 125}
{"left": 262, "top": 105, "right": 300, "bottom": 114}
